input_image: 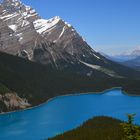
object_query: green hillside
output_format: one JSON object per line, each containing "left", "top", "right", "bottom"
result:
{"left": 0, "top": 51, "right": 140, "bottom": 111}
{"left": 48, "top": 116, "right": 124, "bottom": 140}
{"left": 0, "top": 83, "right": 11, "bottom": 94}
{"left": 49, "top": 115, "right": 140, "bottom": 140}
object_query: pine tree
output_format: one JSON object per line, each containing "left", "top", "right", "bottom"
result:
{"left": 121, "top": 114, "right": 140, "bottom": 140}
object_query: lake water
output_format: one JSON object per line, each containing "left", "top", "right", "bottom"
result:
{"left": 0, "top": 88, "right": 140, "bottom": 140}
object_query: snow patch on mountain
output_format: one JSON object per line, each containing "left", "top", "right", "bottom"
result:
{"left": 80, "top": 61, "right": 101, "bottom": 70}
{"left": 80, "top": 61, "right": 122, "bottom": 78}
{"left": 33, "top": 17, "right": 61, "bottom": 34}
{"left": 8, "top": 24, "right": 17, "bottom": 31}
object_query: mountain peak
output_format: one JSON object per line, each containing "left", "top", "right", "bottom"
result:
{"left": 2, "top": 0, "right": 22, "bottom": 5}
{"left": 1, "top": 0, "right": 23, "bottom": 12}
{"left": 53, "top": 16, "right": 61, "bottom": 20}
{"left": 48, "top": 16, "right": 62, "bottom": 23}
{"left": 2, "top": 0, "right": 21, "bottom": 3}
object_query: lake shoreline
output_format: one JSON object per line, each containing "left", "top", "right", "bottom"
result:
{"left": 0, "top": 87, "right": 139, "bottom": 116}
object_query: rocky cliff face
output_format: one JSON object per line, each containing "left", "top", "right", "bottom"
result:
{"left": 0, "top": 0, "right": 40, "bottom": 57}
{"left": 0, "top": 92, "right": 30, "bottom": 113}
{"left": 0, "top": 0, "right": 106, "bottom": 69}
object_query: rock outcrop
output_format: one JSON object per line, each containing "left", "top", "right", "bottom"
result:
{"left": 0, "top": 92, "right": 30, "bottom": 113}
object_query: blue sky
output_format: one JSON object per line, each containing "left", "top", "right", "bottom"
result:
{"left": 22, "top": 0, "right": 140, "bottom": 55}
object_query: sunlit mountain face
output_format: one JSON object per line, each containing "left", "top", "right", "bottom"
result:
{"left": 0, "top": 0, "right": 138, "bottom": 77}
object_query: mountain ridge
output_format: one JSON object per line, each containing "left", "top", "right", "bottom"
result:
{"left": 0, "top": 0, "right": 115, "bottom": 72}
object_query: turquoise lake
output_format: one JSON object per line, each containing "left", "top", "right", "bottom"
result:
{"left": 0, "top": 89, "right": 140, "bottom": 140}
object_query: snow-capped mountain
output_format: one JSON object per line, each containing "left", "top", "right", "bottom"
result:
{"left": 130, "top": 47, "right": 140, "bottom": 57}
{"left": 101, "top": 47, "right": 140, "bottom": 70}
{"left": 0, "top": 0, "right": 139, "bottom": 78}
{"left": 0, "top": 1, "right": 102, "bottom": 68}
{"left": 120, "top": 47, "right": 140, "bottom": 69}
{"left": 107, "top": 47, "right": 140, "bottom": 63}
{"left": 0, "top": 0, "right": 99, "bottom": 64}
{"left": 122, "top": 56, "right": 140, "bottom": 70}
{"left": 119, "top": 47, "right": 140, "bottom": 59}
{"left": 104, "top": 47, "right": 140, "bottom": 69}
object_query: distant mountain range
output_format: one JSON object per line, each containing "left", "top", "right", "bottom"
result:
{"left": 0, "top": 0, "right": 140, "bottom": 113}
{"left": 122, "top": 47, "right": 140, "bottom": 69}
{"left": 102, "top": 47, "right": 140, "bottom": 70}
{"left": 122, "top": 56, "right": 140, "bottom": 70}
